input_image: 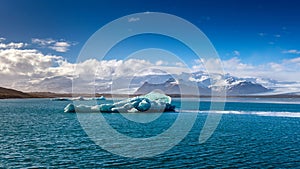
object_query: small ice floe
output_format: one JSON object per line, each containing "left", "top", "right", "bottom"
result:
{"left": 64, "top": 92, "right": 175, "bottom": 113}
{"left": 51, "top": 98, "right": 71, "bottom": 101}
{"left": 71, "top": 96, "right": 85, "bottom": 101}
{"left": 52, "top": 96, "right": 106, "bottom": 101}
{"left": 85, "top": 96, "right": 106, "bottom": 101}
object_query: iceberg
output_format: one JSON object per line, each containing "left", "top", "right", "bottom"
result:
{"left": 64, "top": 92, "right": 175, "bottom": 113}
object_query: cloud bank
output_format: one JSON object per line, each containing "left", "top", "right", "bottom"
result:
{"left": 193, "top": 57, "right": 300, "bottom": 82}
{"left": 1, "top": 38, "right": 300, "bottom": 93}
{"left": 0, "top": 39, "right": 187, "bottom": 92}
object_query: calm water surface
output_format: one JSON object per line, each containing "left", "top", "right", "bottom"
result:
{"left": 0, "top": 99, "right": 299, "bottom": 168}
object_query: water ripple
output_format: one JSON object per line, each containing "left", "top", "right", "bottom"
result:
{"left": 0, "top": 99, "right": 299, "bottom": 168}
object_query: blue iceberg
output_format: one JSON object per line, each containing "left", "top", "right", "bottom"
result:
{"left": 64, "top": 92, "right": 175, "bottom": 113}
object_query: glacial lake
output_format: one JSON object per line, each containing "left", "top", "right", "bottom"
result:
{"left": 0, "top": 98, "right": 299, "bottom": 168}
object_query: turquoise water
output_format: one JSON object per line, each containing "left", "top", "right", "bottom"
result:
{"left": 0, "top": 99, "right": 299, "bottom": 168}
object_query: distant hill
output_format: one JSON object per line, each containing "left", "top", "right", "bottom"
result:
{"left": 0, "top": 87, "right": 34, "bottom": 99}
{"left": 0, "top": 87, "right": 119, "bottom": 99}
{"left": 0, "top": 87, "right": 73, "bottom": 99}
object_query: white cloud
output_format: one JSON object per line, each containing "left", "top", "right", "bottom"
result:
{"left": 0, "top": 40, "right": 189, "bottom": 92}
{"left": 0, "top": 42, "right": 27, "bottom": 49}
{"left": 282, "top": 49, "right": 300, "bottom": 54}
{"left": 32, "top": 38, "right": 73, "bottom": 52}
{"left": 233, "top": 50, "right": 240, "bottom": 56}
{"left": 2, "top": 46, "right": 300, "bottom": 92}
{"left": 2, "top": 38, "right": 300, "bottom": 93}
{"left": 223, "top": 57, "right": 255, "bottom": 70}
{"left": 49, "top": 58, "right": 188, "bottom": 93}
{"left": 155, "top": 60, "right": 169, "bottom": 66}
{"left": 193, "top": 57, "right": 300, "bottom": 82}
{"left": 155, "top": 60, "right": 164, "bottom": 66}
{"left": 49, "top": 41, "right": 71, "bottom": 52}
{"left": 192, "top": 58, "right": 224, "bottom": 74}
{"left": 128, "top": 17, "right": 140, "bottom": 22}
{"left": 287, "top": 57, "right": 300, "bottom": 63}
{"left": 0, "top": 47, "right": 65, "bottom": 91}
{"left": 268, "top": 62, "right": 284, "bottom": 71}
{"left": 258, "top": 33, "right": 266, "bottom": 37}
{"left": 175, "top": 62, "right": 185, "bottom": 67}
{"left": 0, "top": 37, "right": 6, "bottom": 42}
{"left": 269, "top": 41, "right": 275, "bottom": 45}
{"left": 0, "top": 48, "right": 62, "bottom": 75}
{"left": 32, "top": 38, "right": 55, "bottom": 46}
{"left": 274, "top": 34, "right": 281, "bottom": 38}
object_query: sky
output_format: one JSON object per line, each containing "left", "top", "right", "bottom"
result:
{"left": 1, "top": 0, "right": 300, "bottom": 92}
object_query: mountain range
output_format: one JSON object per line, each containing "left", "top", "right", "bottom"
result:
{"left": 132, "top": 71, "right": 300, "bottom": 96}
{"left": 134, "top": 71, "right": 272, "bottom": 96}
{"left": 1, "top": 71, "right": 300, "bottom": 98}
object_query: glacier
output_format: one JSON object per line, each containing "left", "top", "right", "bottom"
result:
{"left": 64, "top": 92, "right": 175, "bottom": 113}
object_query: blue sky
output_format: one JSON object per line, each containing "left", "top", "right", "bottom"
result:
{"left": 1, "top": 0, "right": 300, "bottom": 63}
{"left": 1, "top": 0, "right": 300, "bottom": 92}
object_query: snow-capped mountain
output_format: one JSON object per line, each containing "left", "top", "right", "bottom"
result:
{"left": 135, "top": 78, "right": 211, "bottom": 95}
{"left": 90, "top": 70, "right": 300, "bottom": 95}
{"left": 135, "top": 71, "right": 272, "bottom": 96}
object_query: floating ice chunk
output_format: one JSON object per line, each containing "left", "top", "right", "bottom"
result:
{"left": 51, "top": 98, "right": 71, "bottom": 101}
{"left": 64, "top": 103, "right": 75, "bottom": 113}
{"left": 99, "top": 104, "right": 116, "bottom": 112}
{"left": 72, "top": 96, "right": 85, "bottom": 101}
{"left": 54, "top": 96, "right": 106, "bottom": 101}
{"left": 86, "top": 96, "right": 106, "bottom": 101}
{"left": 64, "top": 92, "right": 175, "bottom": 113}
